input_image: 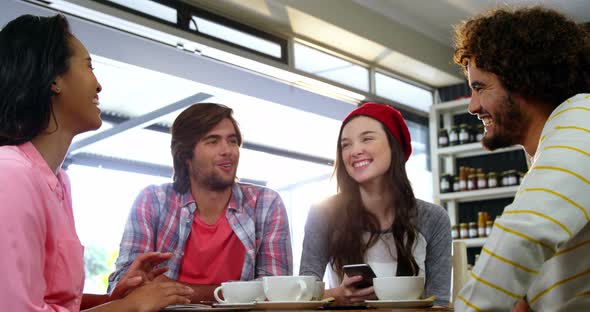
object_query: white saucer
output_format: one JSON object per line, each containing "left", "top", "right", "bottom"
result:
{"left": 212, "top": 302, "right": 256, "bottom": 308}
{"left": 255, "top": 300, "right": 326, "bottom": 310}
{"left": 365, "top": 298, "right": 434, "bottom": 309}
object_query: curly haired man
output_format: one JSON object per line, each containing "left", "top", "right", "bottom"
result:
{"left": 453, "top": 6, "right": 590, "bottom": 312}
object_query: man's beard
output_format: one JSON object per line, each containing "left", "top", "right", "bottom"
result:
{"left": 481, "top": 94, "right": 525, "bottom": 151}
{"left": 198, "top": 172, "right": 234, "bottom": 191}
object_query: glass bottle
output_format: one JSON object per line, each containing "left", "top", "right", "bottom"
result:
{"left": 459, "top": 167, "right": 467, "bottom": 191}
{"left": 449, "top": 125, "right": 459, "bottom": 146}
{"left": 468, "top": 125, "right": 476, "bottom": 143}
{"left": 459, "top": 223, "right": 469, "bottom": 238}
{"left": 458, "top": 124, "right": 470, "bottom": 145}
{"left": 477, "top": 212, "right": 487, "bottom": 237}
{"left": 475, "top": 124, "right": 485, "bottom": 141}
{"left": 438, "top": 128, "right": 449, "bottom": 147}
{"left": 467, "top": 174, "right": 477, "bottom": 191}
{"left": 440, "top": 174, "right": 451, "bottom": 193}
{"left": 485, "top": 220, "right": 493, "bottom": 236}
{"left": 487, "top": 172, "right": 498, "bottom": 188}
{"left": 508, "top": 170, "right": 518, "bottom": 186}
{"left": 453, "top": 176, "right": 460, "bottom": 192}
{"left": 477, "top": 172, "right": 487, "bottom": 189}
{"left": 501, "top": 171, "right": 508, "bottom": 186}
{"left": 468, "top": 222, "right": 478, "bottom": 238}
{"left": 451, "top": 225, "right": 459, "bottom": 239}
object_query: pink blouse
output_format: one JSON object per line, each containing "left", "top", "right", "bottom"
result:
{"left": 0, "top": 142, "right": 85, "bottom": 311}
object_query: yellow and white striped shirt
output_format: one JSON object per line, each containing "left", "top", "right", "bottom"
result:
{"left": 456, "top": 94, "right": 590, "bottom": 311}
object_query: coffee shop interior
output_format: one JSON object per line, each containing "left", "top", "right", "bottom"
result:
{"left": 2, "top": 0, "right": 589, "bottom": 294}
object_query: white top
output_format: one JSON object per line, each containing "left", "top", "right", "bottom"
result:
{"left": 326, "top": 232, "right": 427, "bottom": 288}
{"left": 456, "top": 94, "right": 590, "bottom": 311}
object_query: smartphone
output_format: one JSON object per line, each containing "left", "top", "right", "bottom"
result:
{"left": 342, "top": 264, "right": 376, "bottom": 288}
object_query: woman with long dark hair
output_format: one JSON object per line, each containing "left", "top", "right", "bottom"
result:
{"left": 300, "top": 103, "right": 451, "bottom": 306}
{"left": 0, "top": 14, "right": 193, "bottom": 311}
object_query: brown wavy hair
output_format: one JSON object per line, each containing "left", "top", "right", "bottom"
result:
{"left": 328, "top": 116, "right": 419, "bottom": 279}
{"left": 453, "top": 6, "right": 590, "bottom": 108}
{"left": 171, "top": 103, "right": 242, "bottom": 193}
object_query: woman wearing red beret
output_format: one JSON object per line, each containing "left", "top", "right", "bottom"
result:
{"left": 299, "top": 102, "right": 451, "bottom": 306}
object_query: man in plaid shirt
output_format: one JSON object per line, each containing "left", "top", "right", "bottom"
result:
{"left": 107, "top": 103, "right": 293, "bottom": 302}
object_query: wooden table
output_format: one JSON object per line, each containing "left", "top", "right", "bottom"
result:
{"left": 256, "top": 308, "right": 452, "bottom": 312}
{"left": 162, "top": 304, "right": 453, "bottom": 311}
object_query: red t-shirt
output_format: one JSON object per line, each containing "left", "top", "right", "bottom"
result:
{"left": 178, "top": 211, "right": 246, "bottom": 284}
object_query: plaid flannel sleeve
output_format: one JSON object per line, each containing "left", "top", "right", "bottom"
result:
{"left": 255, "top": 189, "right": 293, "bottom": 277}
{"left": 107, "top": 186, "right": 159, "bottom": 293}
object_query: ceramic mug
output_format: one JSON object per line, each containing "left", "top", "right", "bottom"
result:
{"left": 213, "top": 280, "right": 265, "bottom": 303}
{"left": 262, "top": 276, "right": 316, "bottom": 302}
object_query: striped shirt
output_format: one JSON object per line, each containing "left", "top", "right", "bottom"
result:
{"left": 456, "top": 94, "right": 590, "bottom": 311}
{"left": 107, "top": 182, "right": 292, "bottom": 293}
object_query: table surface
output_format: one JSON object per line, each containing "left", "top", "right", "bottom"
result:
{"left": 163, "top": 307, "right": 452, "bottom": 312}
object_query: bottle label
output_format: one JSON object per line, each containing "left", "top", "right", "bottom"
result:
{"left": 467, "top": 180, "right": 475, "bottom": 190}
{"left": 459, "top": 132, "right": 469, "bottom": 141}
{"left": 439, "top": 137, "right": 448, "bottom": 145}
{"left": 460, "top": 229, "right": 469, "bottom": 238}
{"left": 478, "top": 228, "right": 486, "bottom": 236}
{"left": 449, "top": 132, "right": 458, "bottom": 143}
{"left": 477, "top": 180, "right": 487, "bottom": 189}
{"left": 469, "top": 229, "right": 478, "bottom": 238}
{"left": 489, "top": 179, "right": 497, "bottom": 188}
{"left": 440, "top": 180, "right": 449, "bottom": 191}
{"left": 509, "top": 176, "right": 517, "bottom": 185}
{"left": 459, "top": 181, "right": 466, "bottom": 190}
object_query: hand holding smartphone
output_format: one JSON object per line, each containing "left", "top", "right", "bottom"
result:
{"left": 342, "top": 264, "right": 376, "bottom": 289}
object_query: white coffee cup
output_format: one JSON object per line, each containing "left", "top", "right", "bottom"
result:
{"left": 373, "top": 276, "right": 424, "bottom": 300}
{"left": 312, "top": 281, "right": 325, "bottom": 301}
{"left": 214, "top": 281, "right": 265, "bottom": 303}
{"left": 262, "top": 276, "right": 316, "bottom": 302}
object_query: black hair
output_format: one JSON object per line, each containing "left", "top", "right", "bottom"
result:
{"left": 0, "top": 14, "right": 73, "bottom": 145}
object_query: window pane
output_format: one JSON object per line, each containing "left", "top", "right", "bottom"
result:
{"left": 68, "top": 165, "right": 169, "bottom": 293}
{"left": 405, "top": 120, "right": 432, "bottom": 201}
{"left": 105, "top": 0, "right": 177, "bottom": 23}
{"left": 191, "top": 16, "right": 282, "bottom": 58}
{"left": 294, "top": 43, "right": 369, "bottom": 91}
{"left": 375, "top": 72, "right": 433, "bottom": 112}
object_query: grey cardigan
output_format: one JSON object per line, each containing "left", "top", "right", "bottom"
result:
{"left": 299, "top": 198, "right": 452, "bottom": 306}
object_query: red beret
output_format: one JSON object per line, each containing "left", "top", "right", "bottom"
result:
{"left": 342, "top": 102, "right": 412, "bottom": 162}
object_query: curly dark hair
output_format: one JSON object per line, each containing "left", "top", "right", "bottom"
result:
{"left": 453, "top": 6, "right": 590, "bottom": 108}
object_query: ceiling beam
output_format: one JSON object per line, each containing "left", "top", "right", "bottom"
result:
{"left": 68, "top": 92, "right": 212, "bottom": 153}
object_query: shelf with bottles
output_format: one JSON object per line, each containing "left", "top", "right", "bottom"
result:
{"left": 451, "top": 212, "right": 492, "bottom": 248}
{"left": 439, "top": 166, "right": 523, "bottom": 203}
{"left": 437, "top": 122, "right": 484, "bottom": 151}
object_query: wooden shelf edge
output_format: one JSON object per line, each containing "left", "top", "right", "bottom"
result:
{"left": 436, "top": 143, "right": 523, "bottom": 158}
{"left": 432, "top": 97, "right": 471, "bottom": 113}
{"left": 439, "top": 185, "right": 519, "bottom": 202}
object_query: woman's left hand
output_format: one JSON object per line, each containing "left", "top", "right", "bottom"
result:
{"left": 109, "top": 252, "right": 173, "bottom": 300}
